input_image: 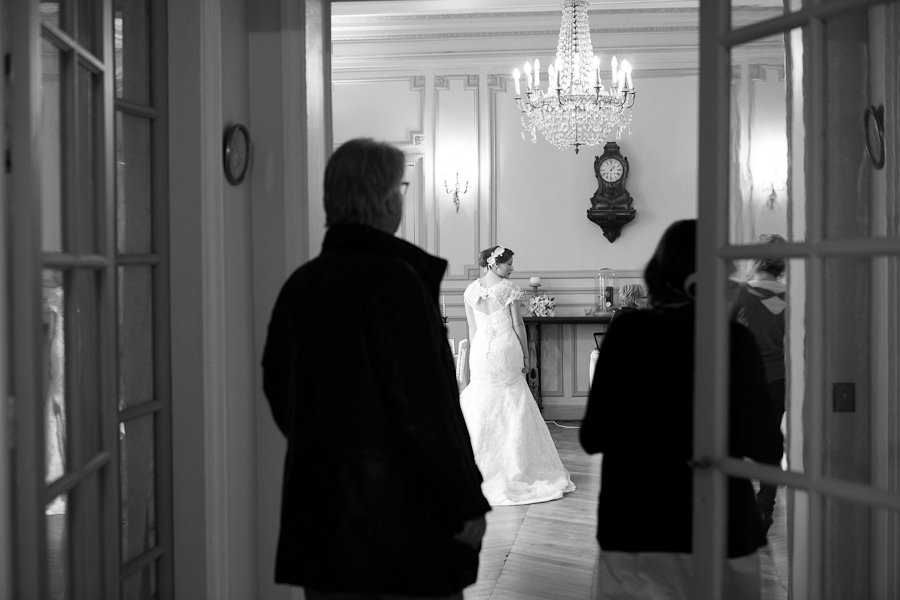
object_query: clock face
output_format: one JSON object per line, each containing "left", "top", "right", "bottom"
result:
{"left": 224, "top": 124, "right": 251, "bottom": 185}
{"left": 599, "top": 158, "right": 624, "bottom": 182}
{"left": 229, "top": 131, "right": 248, "bottom": 173}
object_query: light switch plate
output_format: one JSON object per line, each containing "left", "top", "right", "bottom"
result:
{"left": 833, "top": 382, "right": 855, "bottom": 412}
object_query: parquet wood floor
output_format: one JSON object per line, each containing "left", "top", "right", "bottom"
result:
{"left": 465, "top": 422, "right": 790, "bottom": 600}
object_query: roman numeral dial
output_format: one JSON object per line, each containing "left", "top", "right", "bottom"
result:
{"left": 599, "top": 158, "right": 624, "bottom": 182}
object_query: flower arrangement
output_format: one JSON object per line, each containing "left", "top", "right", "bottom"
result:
{"left": 527, "top": 294, "right": 556, "bottom": 317}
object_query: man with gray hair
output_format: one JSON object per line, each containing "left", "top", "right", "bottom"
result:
{"left": 262, "top": 138, "right": 489, "bottom": 599}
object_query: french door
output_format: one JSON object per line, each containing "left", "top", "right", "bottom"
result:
{"left": 696, "top": 0, "right": 900, "bottom": 597}
{"left": 7, "top": 0, "right": 172, "bottom": 598}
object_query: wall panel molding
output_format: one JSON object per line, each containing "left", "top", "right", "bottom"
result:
{"left": 434, "top": 75, "right": 480, "bottom": 274}
{"left": 541, "top": 325, "right": 565, "bottom": 398}
{"left": 487, "top": 75, "right": 510, "bottom": 246}
{"left": 571, "top": 333, "right": 591, "bottom": 398}
{"left": 332, "top": 76, "right": 425, "bottom": 148}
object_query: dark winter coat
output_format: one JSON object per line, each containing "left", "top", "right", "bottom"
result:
{"left": 262, "top": 224, "right": 490, "bottom": 595}
{"left": 580, "top": 304, "right": 783, "bottom": 558}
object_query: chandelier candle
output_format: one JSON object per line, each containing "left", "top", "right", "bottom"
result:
{"left": 513, "top": 0, "right": 636, "bottom": 153}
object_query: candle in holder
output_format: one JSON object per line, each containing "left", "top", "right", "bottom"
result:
{"left": 622, "top": 60, "right": 633, "bottom": 90}
{"left": 529, "top": 277, "right": 541, "bottom": 286}
{"left": 441, "top": 294, "right": 446, "bottom": 317}
{"left": 611, "top": 56, "right": 618, "bottom": 90}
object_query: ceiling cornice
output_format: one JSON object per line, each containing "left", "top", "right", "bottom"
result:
{"left": 334, "top": 45, "right": 700, "bottom": 61}
{"left": 333, "top": 7, "right": 700, "bottom": 22}
{"left": 335, "top": 26, "right": 698, "bottom": 43}
{"left": 331, "top": 2, "right": 784, "bottom": 76}
{"left": 332, "top": 4, "right": 780, "bottom": 22}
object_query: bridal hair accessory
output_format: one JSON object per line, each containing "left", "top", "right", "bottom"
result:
{"left": 487, "top": 246, "right": 507, "bottom": 267}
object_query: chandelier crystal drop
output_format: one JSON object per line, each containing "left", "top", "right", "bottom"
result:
{"left": 513, "top": 0, "right": 636, "bottom": 153}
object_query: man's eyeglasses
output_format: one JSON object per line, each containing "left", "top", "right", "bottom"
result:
{"left": 400, "top": 181, "right": 410, "bottom": 196}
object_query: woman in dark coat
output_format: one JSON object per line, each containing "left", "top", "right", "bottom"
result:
{"left": 580, "top": 219, "right": 783, "bottom": 600}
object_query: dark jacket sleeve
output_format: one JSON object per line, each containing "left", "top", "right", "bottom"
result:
{"left": 580, "top": 315, "right": 634, "bottom": 455}
{"left": 367, "top": 266, "right": 490, "bottom": 525}
{"left": 729, "top": 322, "right": 784, "bottom": 465}
{"left": 261, "top": 279, "right": 296, "bottom": 438}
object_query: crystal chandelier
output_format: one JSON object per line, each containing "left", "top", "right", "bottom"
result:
{"left": 513, "top": 0, "right": 636, "bottom": 154}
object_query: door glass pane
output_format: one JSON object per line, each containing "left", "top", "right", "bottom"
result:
{"left": 75, "top": 65, "right": 100, "bottom": 254}
{"left": 44, "top": 270, "right": 67, "bottom": 483}
{"left": 726, "top": 250, "right": 799, "bottom": 474}
{"left": 122, "top": 559, "right": 158, "bottom": 600}
{"left": 72, "top": 269, "right": 104, "bottom": 461}
{"left": 72, "top": 472, "right": 103, "bottom": 599}
{"left": 119, "top": 415, "right": 156, "bottom": 563}
{"left": 729, "top": 32, "right": 795, "bottom": 245}
{"left": 731, "top": 1, "right": 790, "bottom": 30}
{"left": 117, "top": 266, "right": 154, "bottom": 409}
{"left": 47, "top": 493, "right": 69, "bottom": 600}
{"left": 723, "top": 473, "right": 789, "bottom": 598}
{"left": 41, "top": 38, "right": 65, "bottom": 253}
{"left": 113, "top": 0, "right": 151, "bottom": 104}
{"left": 784, "top": 487, "right": 809, "bottom": 598}
{"left": 823, "top": 5, "right": 898, "bottom": 240}
{"left": 77, "top": 0, "right": 102, "bottom": 57}
{"left": 762, "top": 481, "right": 790, "bottom": 595}
{"left": 116, "top": 113, "right": 153, "bottom": 254}
{"left": 41, "top": 2, "right": 64, "bottom": 30}
{"left": 783, "top": 257, "right": 805, "bottom": 479}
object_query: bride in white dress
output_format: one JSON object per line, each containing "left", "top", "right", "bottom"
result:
{"left": 460, "top": 245, "right": 575, "bottom": 506}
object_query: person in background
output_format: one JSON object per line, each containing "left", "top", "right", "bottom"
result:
{"left": 262, "top": 138, "right": 489, "bottom": 600}
{"left": 732, "top": 233, "right": 787, "bottom": 536}
{"left": 580, "top": 219, "right": 783, "bottom": 600}
{"left": 611, "top": 282, "right": 647, "bottom": 322}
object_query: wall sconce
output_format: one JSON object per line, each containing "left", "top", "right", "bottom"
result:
{"left": 761, "top": 175, "right": 786, "bottom": 210}
{"left": 443, "top": 172, "right": 469, "bottom": 213}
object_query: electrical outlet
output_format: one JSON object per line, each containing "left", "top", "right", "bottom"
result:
{"left": 833, "top": 382, "right": 855, "bottom": 412}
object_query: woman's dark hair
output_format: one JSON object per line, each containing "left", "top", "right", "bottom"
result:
{"left": 477, "top": 246, "right": 514, "bottom": 268}
{"left": 323, "top": 138, "right": 405, "bottom": 228}
{"left": 644, "top": 220, "right": 696, "bottom": 308}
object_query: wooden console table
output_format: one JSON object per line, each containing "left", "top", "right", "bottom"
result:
{"left": 523, "top": 315, "right": 612, "bottom": 410}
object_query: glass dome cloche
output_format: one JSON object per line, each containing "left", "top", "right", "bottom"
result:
{"left": 597, "top": 268, "right": 617, "bottom": 313}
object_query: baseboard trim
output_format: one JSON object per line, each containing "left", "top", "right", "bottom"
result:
{"left": 542, "top": 405, "right": 586, "bottom": 421}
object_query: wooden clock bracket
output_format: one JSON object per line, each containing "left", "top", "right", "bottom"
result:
{"left": 587, "top": 208, "right": 636, "bottom": 243}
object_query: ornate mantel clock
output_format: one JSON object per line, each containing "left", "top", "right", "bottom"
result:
{"left": 587, "top": 142, "right": 636, "bottom": 242}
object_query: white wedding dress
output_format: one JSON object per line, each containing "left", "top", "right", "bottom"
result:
{"left": 460, "top": 279, "right": 575, "bottom": 506}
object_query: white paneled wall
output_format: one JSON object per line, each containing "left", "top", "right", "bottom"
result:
{"left": 333, "top": 70, "right": 697, "bottom": 416}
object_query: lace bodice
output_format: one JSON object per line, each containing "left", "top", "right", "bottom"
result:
{"left": 461, "top": 278, "right": 523, "bottom": 389}
{"left": 463, "top": 278, "right": 525, "bottom": 309}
